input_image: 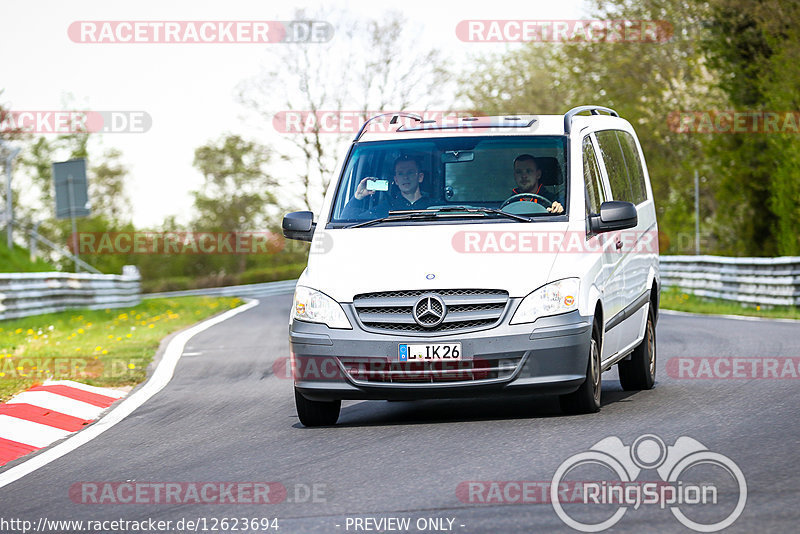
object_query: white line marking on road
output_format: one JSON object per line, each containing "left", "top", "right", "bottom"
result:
{"left": 6, "top": 391, "right": 104, "bottom": 420}
{"left": 0, "top": 415, "right": 71, "bottom": 448}
{"left": 0, "top": 298, "right": 259, "bottom": 489}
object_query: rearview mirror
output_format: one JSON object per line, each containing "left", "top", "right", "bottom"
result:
{"left": 589, "top": 201, "right": 637, "bottom": 234}
{"left": 283, "top": 211, "right": 316, "bottom": 242}
{"left": 442, "top": 150, "right": 474, "bottom": 163}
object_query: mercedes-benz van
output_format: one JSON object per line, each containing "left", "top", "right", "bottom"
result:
{"left": 283, "top": 106, "right": 659, "bottom": 426}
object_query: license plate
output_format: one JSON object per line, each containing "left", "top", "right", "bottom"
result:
{"left": 398, "top": 343, "right": 462, "bottom": 361}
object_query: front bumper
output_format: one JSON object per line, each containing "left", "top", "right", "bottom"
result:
{"left": 289, "top": 307, "right": 593, "bottom": 402}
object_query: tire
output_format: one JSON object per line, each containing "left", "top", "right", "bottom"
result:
{"left": 559, "top": 324, "right": 602, "bottom": 414}
{"left": 294, "top": 387, "right": 341, "bottom": 427}
{"left": 618, "top": 304, "right": 656, "bottom": 390}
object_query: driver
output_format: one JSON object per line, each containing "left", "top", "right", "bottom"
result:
{"left": 510, "top": 154, "right": 564, "bottom": 214}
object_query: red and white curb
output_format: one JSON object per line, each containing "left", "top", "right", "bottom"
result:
{"left": 0, "top": 380, "right": 126, "bottom": 466}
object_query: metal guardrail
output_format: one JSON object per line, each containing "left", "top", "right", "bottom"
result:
{"left": 143, "top": 279, "right": 297, "bottom": 300}
{"left": 4, "top": 253, "right": 796, "bottom": 322}
{"left": 0, "top": 271, "right": 141, "bottom": 321}
{"left": 660, "top": 255, "right": 800, "bottom": 306}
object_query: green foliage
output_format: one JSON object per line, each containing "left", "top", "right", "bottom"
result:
{"left": 461, "top": 0, "right": 721, "bottom": 254}
{"left": 188, "top": 134, "right": 280, "bottom": 274}
{"left": 700, "top": 0, "right": 800, "bottom": 255}
{"left": 13, "top": 130, "right": 135, "bottom": 272}
{"left": 140, "top": 263, "right": 305, "bottom": 293}
{"left": 0, "top": 240, "right": 56, "bottom": 273}
{"left": 461, "top": 0, "right": 800, "bottom": 256}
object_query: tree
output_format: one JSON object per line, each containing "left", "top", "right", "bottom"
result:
{"left": 461, "top": 0, "right": 722, "bottom": 254}
{"left": 702, "top": 0, "right": 800, "bottom": 255}
{"left": 237, "top": 10, "right": 452, "bottom": 212}
{"left": 13, "top": 126, "right": 134, "bottom": 272}
{"left": 191, "top": 134, "right": 278, "bottom": 273}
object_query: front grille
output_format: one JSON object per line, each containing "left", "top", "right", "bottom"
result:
{"left": 338, "top": 356, "right": 522, "bottom": 383}
{"left": 352, "top": 289, "right": 509, "bottom": 335}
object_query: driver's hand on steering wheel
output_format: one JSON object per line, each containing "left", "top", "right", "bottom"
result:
{"left": 547, "top": 201, "right": 564, "bottom": 214}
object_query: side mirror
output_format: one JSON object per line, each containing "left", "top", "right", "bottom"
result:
{"left": 282, "top": 211, "right": 316, "bottom": 242}
{"left": 589, "top": 201, "right": 637, "bottom": 234}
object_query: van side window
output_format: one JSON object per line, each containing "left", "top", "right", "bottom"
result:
{"left": 617, "top": 131, "right": 648, "bottom": 204}
{"left": 582, "top": 136, "right": 605, "bottom": 215}
{"left": 595, "top": 130, "right": 633, "bottom": 203}
{"left": 595, "top": 130, "right": 648, "bottom": 205}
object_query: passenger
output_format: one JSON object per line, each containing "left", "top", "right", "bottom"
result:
{"left": 343, "top": 155, "right": 434, "bottom": 218}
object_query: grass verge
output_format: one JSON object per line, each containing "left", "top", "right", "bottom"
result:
{"left": 661, "top": 287, "right": 800, "bottom": 320}
{"left": 0, "top": 241, "right": 57, "bottom": 273}
{"left": 0, "top": 296, "right": 243, "bottom": 402}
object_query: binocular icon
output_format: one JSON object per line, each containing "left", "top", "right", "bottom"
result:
{"left": 550, "top": 434, "right": 747, "bottom": 532}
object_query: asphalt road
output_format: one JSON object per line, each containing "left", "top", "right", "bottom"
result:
{"left": 1, "top": 293, "right": 798, "bottom": 533}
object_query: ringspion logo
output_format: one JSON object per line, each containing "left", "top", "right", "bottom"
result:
{"left": 551, "top": 434, "right": 746, "bottom": 532}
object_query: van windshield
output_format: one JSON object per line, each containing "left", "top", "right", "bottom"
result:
{"left": 329, "top": 136, "right": 568, "bottom": 225}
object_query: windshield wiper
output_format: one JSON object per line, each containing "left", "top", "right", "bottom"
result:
{"left": 346, "top": 210, "right": 473, "bottom": 228}
{"left": 345, "top": 206, "right": 532, "bottom": 228}
{"left": 431, "top": 206, "right": 533, "bottom": 222}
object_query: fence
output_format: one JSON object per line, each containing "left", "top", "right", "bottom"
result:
{"left": 0, "top": 268, "right": 141, "bottom": 321}
{"left": 660, "top": 255, "right": 800, "bottom": 307}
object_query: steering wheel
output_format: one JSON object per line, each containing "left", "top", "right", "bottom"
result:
{"left": 500, "top": 193, "right": 553, "bottom": 209}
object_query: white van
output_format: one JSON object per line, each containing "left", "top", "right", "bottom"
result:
{"left": 283, "top": 106, "right": 659, "bottom": 426}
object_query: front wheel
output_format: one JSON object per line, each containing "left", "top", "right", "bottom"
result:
{"left": 618, "top": 305, "right": 656, "bottom": 390}
{"left": 559, "top": 324, "right": 602, "bottom": 414}
{"left": 294, "top": 388, "right": 341, "bottom": 427}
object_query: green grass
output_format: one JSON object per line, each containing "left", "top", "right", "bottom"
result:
{"left": 0, "top": 296, "right": 243, "bottom": 402}
{"left": 0, "top": 241, "right": 57, "bottom": 272}
{"left": 661, "top": 287, "right": 800, "bottom": 320}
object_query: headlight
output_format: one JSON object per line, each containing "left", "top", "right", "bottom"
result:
{"left": 292, "top": 286, "right": 352, "bottom": 329}
{"left": 510, "top": 278, "right": 580, "bottom": 325}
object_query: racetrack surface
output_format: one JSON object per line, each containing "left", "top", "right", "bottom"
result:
{"left": 0, "top": 293, "right": 798, "bottom": 533}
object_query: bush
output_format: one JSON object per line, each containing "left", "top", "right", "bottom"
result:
{"left": 141, "top": 264, "right": 305, "bottom": 293}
